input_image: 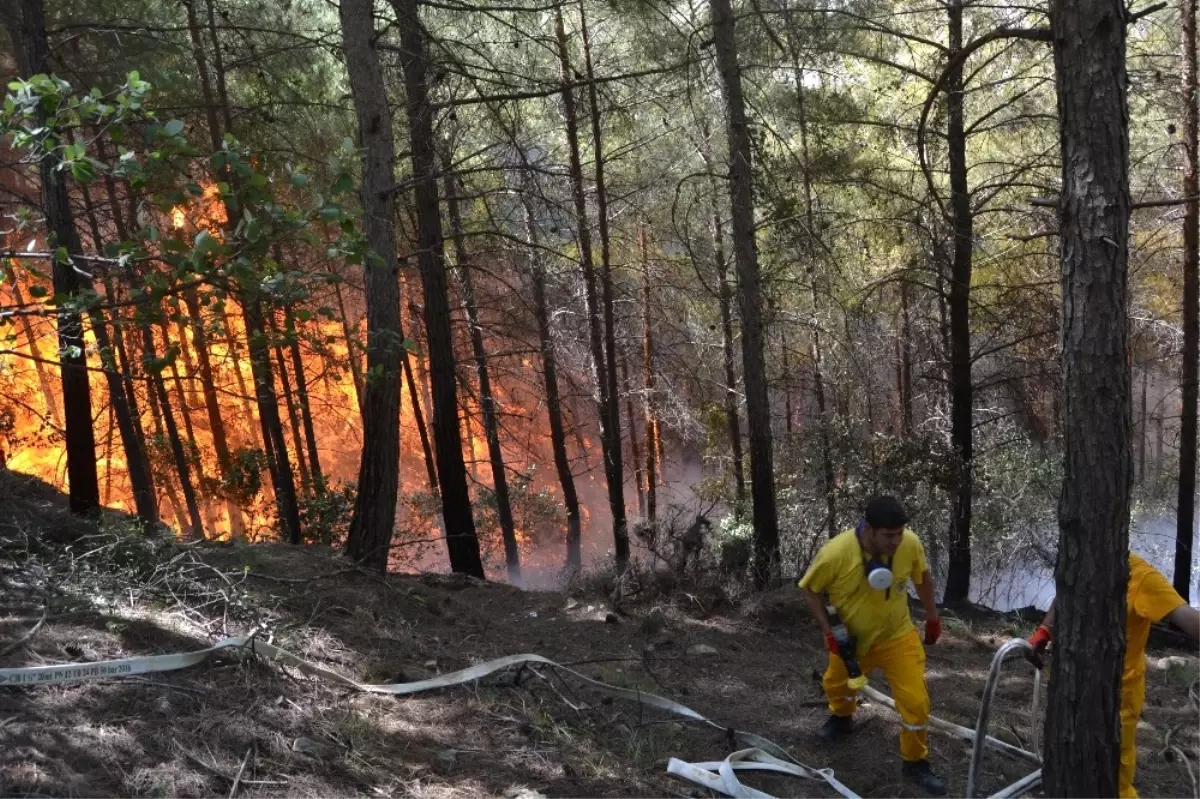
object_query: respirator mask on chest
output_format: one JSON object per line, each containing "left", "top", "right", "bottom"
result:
{"left": 856, "top": 519, "right": 895, "bottom": 596}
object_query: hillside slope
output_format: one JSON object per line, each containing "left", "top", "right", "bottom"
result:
{"left": 1, "top": 470, "right": 1197, "bottom": 798}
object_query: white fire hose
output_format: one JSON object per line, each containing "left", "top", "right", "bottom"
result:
{"left": 0, "top": 632, "right": 1046, "bottom": 799}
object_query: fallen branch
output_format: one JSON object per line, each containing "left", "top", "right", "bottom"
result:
{"left": 0, "top": 604, "right": 47, "bottom": 657}
{"left": 228, "top": 746, "right": 253, "bottom": 799}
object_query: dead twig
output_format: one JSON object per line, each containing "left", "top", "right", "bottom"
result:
{"left": 228, "top": 746, "right": 253, "bottom": 799}
{"left": 0, "top": 604, "right": 47, "bottom": 656}
{"left": 181, "top": 748, "right": 285, "bottom": 787}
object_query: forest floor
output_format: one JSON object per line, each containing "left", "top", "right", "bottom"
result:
{"left": 1, "top": 470, "right": 1198, "bottom": 799}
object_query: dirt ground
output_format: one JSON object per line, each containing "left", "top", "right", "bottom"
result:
{"left": 1, "top": 477, "right": 1197, "bottom": 798}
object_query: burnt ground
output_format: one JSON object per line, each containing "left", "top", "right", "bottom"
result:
{"left": 1, "top": 474, "right": 1197, "bottom": 798}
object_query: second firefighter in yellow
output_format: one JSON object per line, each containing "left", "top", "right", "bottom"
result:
{"left": 1027, "top": 553, "right": 1199, "bottom": 798}
{"left": 799, "top": 495, "right": 947, "bottom": 797}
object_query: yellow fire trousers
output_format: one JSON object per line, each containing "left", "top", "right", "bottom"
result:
{"left": 824, "top": 627, "right": 930, "bottom": 762}
{"left": 1119, "top": 676, "right": 1145, "bottom": 799}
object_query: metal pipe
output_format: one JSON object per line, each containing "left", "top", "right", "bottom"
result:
{"left": 967, "top": 638, "right": 1041, "bottom": 799}
{"left": 990, "top": 769, "right": 1042, "bottom": 799}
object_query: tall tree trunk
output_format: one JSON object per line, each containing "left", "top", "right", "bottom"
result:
{"left": 621, "top": 352, "right": 646, "bottom": 516}
{"left": 144, "top": 380, "right": 184, "bottom": 532}
{"left": 944, "top": 0, "right": 976, "bottom": 603}
{"left": 242, "top": 297, "right": 302, "bottom": 542}
{"left": 781, "top": 324, "right": 794, "bottom": 435}
{"left": 1044, "top": 0, "right": 1134, "bottom": 792}
{"left": 640, "top": 226, "right": 659, "bottom": 525}
{"left": 401, "top": 276, "right": 441, "bottom": 497}
{"left": 577, "top": 0, "right": 629, "bottom": 567}
{"left": 1139, "top": 366, "right": 1148, "bottom": 484}
{"left": 6, "top": 267, "right": 61, "bottom": 431}
{"left": 700, "top": 132, "right": 746, "bottom": 508}
{"left": 404, "top": 345, "right": 439, "bottom": 497}
{"left": 553, "top": 7, "right": 629, "bottom": 567}
{"left": 285, "top": 305, "right": 324, "bottom": 492}
{"left": 270, "top": 312, "right": 311, "bottom": 495}
{"left": 183, "top": 288, "right": 247, "bottom": 537}
{"left": 1175, "top": 0, "right": 1198, "bottom": 602}
{"left": 900, "top": 277, "right": 915, "bottom": 436}
{"left": 520, "top": 182, "right": 583, "bottom": 570}
{"left": 339, "top": 0, "right": 405, "bottom": 570}
{"left": 444, "top": 157, "right": 521, "bottom": 583}
{"left": 4, "top": 0, "right": 100, "bottom": 514}
{"left": 73, "top": 186, "right": 158, "bottom": 526}
{"left": 391, "top": 0, "right": 484, "bottom": 578}
{"left": 141, "top": 322, "right": 204, "bottom": 539}
{"left": 331, "top": 275, "right": 365, "bottom": 413}
{"left": 709, "top": 0, "right": 780, "bottom": 587}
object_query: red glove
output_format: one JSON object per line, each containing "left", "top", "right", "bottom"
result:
{"left": 825, "top": 631, "right": 840, "bottom": 656}
{"left": 924, "top": 617, "right": 942, "bottom": 645}
{"left": 1026, "top": 625, "right": 1052, "bottom": 668}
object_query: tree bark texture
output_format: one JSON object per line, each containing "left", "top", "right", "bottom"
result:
{"left": 944, "top": 0, "right": 976, "bottom": 603}
{"left": 1044, "top": 0, "right": 1134, "bottom": 792}
{"left": 392, "top": 0, "right": 485, "bottom": 578}
{"left": 709, "top": 0, "right": 780, "bottom": 587}
{"left": 4, "top": 0, "right": 101, "bottom": 514}
{"left": 340, "top": 0, "right": 405, "bottom": 570}
{"left": 444, "top": 159, "right": 521, "bottom": 583}
{"left": 1175, "top": 0, "right": 1198, "bottom": 602}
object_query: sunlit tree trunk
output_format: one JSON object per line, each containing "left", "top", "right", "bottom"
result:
{"left": 1044, "top": 0, "right": 1134, "bottom": 791}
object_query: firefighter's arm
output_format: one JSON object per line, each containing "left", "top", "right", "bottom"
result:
{"left": 800, "top": 587, "right": 833, "bottom": 637}
{"left": 1166, "top": 604, "right": 1199, "bottom": 641}
{"left": 1025, "top": 599, "right": 1056, "bottom": 668}
{"left": 915, "top": 569, "right": 941, "bottom": 643}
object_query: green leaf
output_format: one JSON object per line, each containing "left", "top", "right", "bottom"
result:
{"left": 28, "top": 285, "right": 48, "bottom": 298}
{"left": 164, "top": 119, "right": 184, "bottom": 136}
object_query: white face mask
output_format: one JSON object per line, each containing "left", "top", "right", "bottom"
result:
{"left": 867, "top": 565, "right": 895, "bottom": 591}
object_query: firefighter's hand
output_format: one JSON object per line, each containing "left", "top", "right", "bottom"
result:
{"left": 824, "top": 631, "right": 839, "bottom": 656}
{"left": 924, "top": 616, "right": 942, "bottom": 645}
{"left": 1025, "top": 625, "right": 1052, "bottom": 669}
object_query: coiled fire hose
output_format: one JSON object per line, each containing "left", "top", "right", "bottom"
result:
{"left": 0, "top": 633, "right": 1049, "bottom": 799}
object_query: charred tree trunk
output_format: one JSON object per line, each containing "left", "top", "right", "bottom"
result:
{"left": 270, "top": 312, "right": 311, "bottom": 495}
{"left": 710, "top": 0, "right": 779, "bottom": 587}
{"left": 520, "top": 183, "right": 583, "bottom": 570}
{"left": 639, "top": 226, "right": 659, "bottom": 525}
{"left": 944, "top": 0, "right": 976, "bottom": 603}
{"left": 285, "top": 305, "right": 324, "bottom": 493}
{"left": 4, "top": 0, "right": 100, "bottom": 514}
{"left": 402, "top": 277, "right": 441, "bottom": 498}
{"left": 554, "top": 7, "right": 628, "bottom": 567}
{"left": 621, "top": 353, "right": 646, "bottom": 516}
{"left": 183, "top": 288, "right": 247, "bottom": 537}
{"left": 444, "top": 157, "right": 521, "bottom": 583}
{"left": 700, "top": 134, "right": 747, "bottom": 509}
{"left": 331, "top": 275, "right": 365, "bottom": 413}
{"left": 1044, "top": 0, "right": 1134, "bottom": 792}
{"left": 5, "top": 265, "right": 61, "bottom": 431}
{"left": 1176, "top": 0, "right": 1198, "bottom": 601}
{"left": 391, "top": 0, "right": 484, "bottom": 578}
{"left": 577, "top": 0, "right": 629, "bottom": 567}
{"left": 141, "top": 322, "right": 204, "bottom": 539}
{"left": 340, "top": 0, "right": 405, "bottom": 569}
{"left": 242, "top": 296, "right": 303, "bottom": 544}
{"left": 68, "top": 187, "right": 160, "bottom": 526}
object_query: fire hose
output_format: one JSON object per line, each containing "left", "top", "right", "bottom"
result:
{"left": 0, "top": 633, "right": 1046, "bottom": 799}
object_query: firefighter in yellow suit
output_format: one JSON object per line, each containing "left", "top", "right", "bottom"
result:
{"left": 798, "top": 495, "right": 947, "bottom": 796}
{"left": 1028, "top": 553, "right": 1200, "bottom": 798}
